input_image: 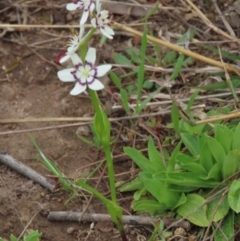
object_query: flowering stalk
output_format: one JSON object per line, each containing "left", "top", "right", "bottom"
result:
{"left": 56, "top": 0, "right": 126, "bottom": 239}
{"left": 89, "top": 89, "right": 117, "bottom": 204}
{"left": 79, "top": 27, "right": 96, "bottom": 60}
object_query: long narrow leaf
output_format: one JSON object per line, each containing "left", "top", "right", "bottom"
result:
{"left": 169, "top": 53, "right": 185, "bottom": 81}
{"left": 135, "top": 23, "right": 147, "bottom": 114}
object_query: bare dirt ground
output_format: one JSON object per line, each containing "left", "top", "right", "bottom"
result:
{"left": 0, "top": 1, "right": 150, "bottom": 240}
{"left": 0, "top": 0, "right": 239, "bottom": 240}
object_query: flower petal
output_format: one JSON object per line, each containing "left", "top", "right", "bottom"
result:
{"left": 100, "top": 27, "right": 114, "bottom": 39}
{"left": 80, "top": 10, "right": 89, "bottom": 25}
{"left": 59, "top": 54, "right": 70, "bottom": 64}
{"left": 85, "top": 47, "right": 96, "bottom": 66}
{"left": 95, "top": 64, "right": 112, "bottom": 77}
{"left": 57, "top": 69, "right": 76, "bottom": 82}
{"left": 70, "top": 53, "right": 83, "bottom": 66}
{"left": 95, "top": 0, "right": 100, "bottom": 11}
{"left": 89, "top": 2, "right": 95, "bottom": 12}
{"left": 79, "top": 25, "right": 85, "bottom": 39}
{"left": 88, "top": 78, "right": 104, "bottom": 90}
{"left": 70, "top": 82, "right": 86, "bottom": 95}
{"left": 100, "top": 26, "right": 113, "bottom": 39}
{"left": 90, "top": 18, "right": 97, "bottom": 28}
{"left": 66, "top": 3, "right": 79, "bottom": 11}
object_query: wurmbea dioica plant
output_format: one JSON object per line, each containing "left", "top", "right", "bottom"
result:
{"left": 57, "top": 0, "right": 126, "bottom": 239}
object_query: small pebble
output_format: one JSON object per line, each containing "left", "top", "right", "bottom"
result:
{"left": 67, "top": 227, "right": 75, "bottom": 234}
{"left": 174, "top": 227, "right": 186, "bottom": 236}
{"left": 76, "top": 126, "right": 90, "bottom": 136}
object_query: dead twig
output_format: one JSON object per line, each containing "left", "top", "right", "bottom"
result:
{"left": 0, "top": 153, "right": 56, "bottom": 192}
{"left": 48, "top": 211, "right": 191, "bottom": 230}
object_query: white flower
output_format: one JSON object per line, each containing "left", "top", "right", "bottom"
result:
{"left": 91, "top": 0, "right": 114, "bottom": 39}
{"left": 57, "top": 48, "right": 112, "bottom": 95}
{"left": 66, "top": 0, "right": 95, "bottom": 25}
{"left": 60, "top": 26, "right": 85, "bottom": 64}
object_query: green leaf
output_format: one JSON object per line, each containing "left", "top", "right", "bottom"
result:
{"left": 126, "top": 84, "right": 138, "bottom": 95}
{"left": 202, "top": 44, "right": 240, "bottom": 62}
{"left": 117, "top": 177, "right": 143, "bottom": 192}
{"left": 125, "top": 47, "right": 141, "bottom": 64}
{"left": 199, "top": 77, "right": 240, "bottom": 90}
{"left": 177, "top": 28, "right": 195, "bottom": 45}
{"left": 140, "top": 172, "right": 180, "bottom": 209}
{"left": 186, "top": 90, "right": 199, "bottom": 113}
{"left": 146, "top": 55, "right": 159, "bottom": 64}
{"left": 167, "top": 140, "right": 182, "bottom": 171}
{"left": 141, "top": 3, "right": 159, "bottom": 22}
{"left": 182, "top": 57, "right": 194, "bottom": 67}
{"left": 138, "top": 88, "right": 160, "bottom": 114}
{"left": 143, "top": 79, "right": 154, "bottom": 89}
{"left": 148, "top": 137, "right": 165, "bottom": 171}
{"left": 223, "top": 150, "right": 240, "bottom": 179}
{"left": 199, "top": 142, "right": 214, "bottom": 173}
{"left": 180, "top": 121, "right": 205, "bottom": 135}
{"left": 10, "top": 235, "right": 18, "bottom": 241}
{"left": 77, "top": 135, "right": 95, "bottom": 146}
{"left": 168, "top": 184, "right": 199, "bottom": 192}
{"left": 169, "top": 53, "right": 185, "bottom": 81}
{"left": 214, "top": 124, "right": 233, "bottom": 153}
{"left": 93, "top": 108, "right": 111, "bottom": 147}
{"left": 181, "top": 133, "right": 199, "bottom": 157}
{"left": 134, "top": 188, "right": 147, "bottom": 201}
{"left": 154, "top": 172, "right": 220, "bottom": 188}
{"left": 110, "top": 71, "right": 122, "bottom": 89}
{"left": 163, "top": 51, "right": 177, "bottom": 65}
{"left": 177, "top": 194, "right": 210, "bottom": 227}
{"left": 172, "top": 193, "right": 187, "bottom": 209}
{"left": 207, "top": 136, "right": 226, "bottom": 171}
{"left": 176, "top": 153, "right": 207, "bottom": 175}
{"left": 105, "top": 200, "right": 123, "bottom": 232}
{"left": 228, "top": 180, "right": 240, "bottom": 213}
{"left": 120, "top": 89, "right": 130, "bottom": 114}
{"left": 113, "top": 53, "right": 132, "bottom": 65}
{"left": 232, "top": 123, "right": 240, "bottom": 150}
{"left": 207, "top": 195, "right": 229, "bottom": 222}
{"left": 214, "top": 211, "right": 234, "bottom": 241}
{"left": 23, "top": 230, "right": 42, "bottom": 241}
{"left": 235, "top": 213, "right": 240, "bottom": 225}
{"left": 203, "top": 163, "right": 222, "bottom": 181}
{"left": 135, "top": 23, "right": 147, "bottom": 114}
{"left": 124, "top": 147, "right": 161, "bottom": 173}
{"left": 30, "top": 135, "right": 73, "bottom": 191}
{"left": 133, "top": 199, "right": 166, "bottom": 215}
{"left": 171, "top": 103, "right": 179, "bottom": 133}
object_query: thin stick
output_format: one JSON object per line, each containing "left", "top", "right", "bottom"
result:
{"left": 0, "top": 105, "right": 204, "bottom": 124}
{"left": 0, "top": 153, "right": 56, "bottom": 192}
{"left": 48, "top": 211, "right": 191, "bottom": 230}
{"left": 196, "top": 111, "right": 240, "bottom": 125}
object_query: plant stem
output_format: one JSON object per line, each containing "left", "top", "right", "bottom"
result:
{"left": 88, "top": 89, "right": 117, "bottom": 204}
{"left": 81, "top": 28, "right": 96, "bottom": 47}
{"left": 75, "top": 179, "right": 109, "bottom": 203}
{"left": 79, "top": 27, "right": 96, "bottom": 62}
{"left": 103, "top": 145, "right": 117, "bottom": 204}
{"left": 88, "top": 89, "right": 101, "bottom": 115}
